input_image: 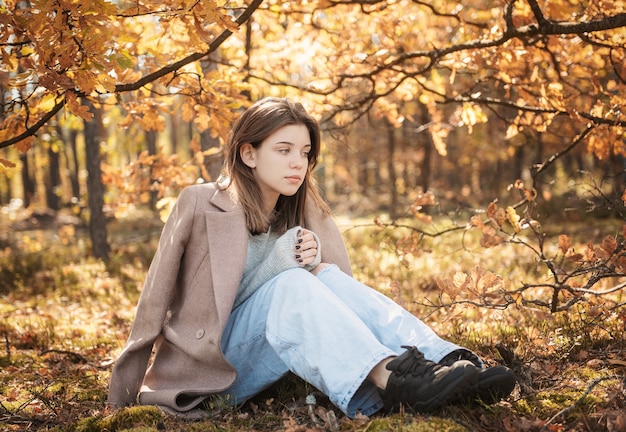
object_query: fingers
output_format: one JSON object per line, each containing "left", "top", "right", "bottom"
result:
{"left": 295, "top": 229, "right": 318, "bottom": 265}
{"left": 297, "top": 230, "right": 316, "bottom": 249}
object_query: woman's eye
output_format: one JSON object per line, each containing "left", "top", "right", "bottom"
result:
{"left": 279, "top": 148, "right": 290, "bottom": 154}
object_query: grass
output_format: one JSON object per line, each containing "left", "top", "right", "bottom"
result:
{"left": 1, "top": 211, "right": 625, "bottom": 431}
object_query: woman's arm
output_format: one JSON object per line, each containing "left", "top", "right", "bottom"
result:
{"left": 235, "top": 227, "right": 321, "bottom": 307}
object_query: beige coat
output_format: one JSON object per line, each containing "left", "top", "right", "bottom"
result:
{"left": 107, "top": 183, "right": 352, "bottom": 411}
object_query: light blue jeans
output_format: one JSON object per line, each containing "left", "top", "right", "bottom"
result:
{"left": 220, "top": 265, "right": 467, "bottom": 417}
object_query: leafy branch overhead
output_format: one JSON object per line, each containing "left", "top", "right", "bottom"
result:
{"left": 1, "top": 0, "right": 625, "bottom": 166}
{"left": 252, "top": 0, "right": 625, "bottom": 162}
{"left": 0, "top": 0, "right": 264, "bottom": 151}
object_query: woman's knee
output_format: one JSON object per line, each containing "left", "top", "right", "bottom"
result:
{"left": 275, "top": 267, "right": 314, "bottom": 280}
{"left": 271, "top": 267, "right": 323, "bottom": 295}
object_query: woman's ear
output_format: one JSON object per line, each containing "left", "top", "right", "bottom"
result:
{"left": 240, "top": 143, "right": 256, "bottom": 168}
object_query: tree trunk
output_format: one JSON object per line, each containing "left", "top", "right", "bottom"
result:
{"left": 46, "top": 139, "right": 61, "bottom": 211}
{"left": 20, "top": 152, "right": 34, "bottom": 208}
{"left": 513, "top": 145, "right": 524, "bottom": 182}
{"left": 419, "top": 106, "right": 433, "bottom": 194}
{"left": 534, "top": 133, "right": 544, "bottom": 198}
{"left": 387, "top": 120, "right": 398, "bottom": 219}
{"left": 358, "top": 148, "right": 368, "bottom": 195}
{"left": 610, "top": 152, "right": 626, "bottom": 200}
{"left": 200, "top": 131, "right": 222, "bottom": 181}
{"left": 356, "top": 119, "right": 369, "bottom": 197}
{"left": 242, "top": 16, "right": 253, "bottom": 100}
{"left": 0, "top": 172, "right": 10, "bottom": 205}
{"left": 146, "top": 129, "right": 158, "bottom": 210}
{"left": 401, "top": 120, "right": 412, "bottom": 191}
{"left": 65, "top": 127, "right": 81, "bottom": 201}
{"left": 169, "top": 112, "right": 178, "bottom": 156}
{"left": 83, "top": 100, "right": 110, "bottom": 261}
{"left": 199, "top": 55, "right": 223, "bottom": 181}
{"left": 0, "top": 83, "right": 8, "bottom": 206}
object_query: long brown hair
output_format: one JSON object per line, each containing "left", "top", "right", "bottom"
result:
{"left": 220, "top": 97, "right": 331, "bottom": 234}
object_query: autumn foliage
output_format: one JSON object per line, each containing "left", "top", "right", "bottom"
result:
{"left": 1, "top": 0, "right": 626, "bottom": 430}
{"left": 1, "top": 0, "right": 624, "bottom": 156}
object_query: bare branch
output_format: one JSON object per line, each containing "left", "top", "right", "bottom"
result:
{"left": 114, "top": 0, "right": 263, "bottom": 93}
{"left": 0, "top": 99, "right": 65, "bottom": 150}
{"left": 308, "top": 2, "right": 626, "bottom": 124}
{"left": 531, "top": 126, "right": 595, "bottom": 179}
{"left": 526, "top": 0, "right": 547, "bottom": 26}
{"left": 573, "top": 280, "right": 626, "bottom": 296}
{"left": 340, "top": 219, "right": 465, "bottom": 239}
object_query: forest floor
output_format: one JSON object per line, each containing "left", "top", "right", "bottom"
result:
{"left": 0, "top": 208, "right": 625, "bottom": 432}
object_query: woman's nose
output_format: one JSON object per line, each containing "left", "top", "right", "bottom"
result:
{"left": 291, "top": 154, "right": 304, "bottom": 168}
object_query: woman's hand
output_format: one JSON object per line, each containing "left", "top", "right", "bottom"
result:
{"left": 295, "top": 229, "right": 318, "bottom": 266}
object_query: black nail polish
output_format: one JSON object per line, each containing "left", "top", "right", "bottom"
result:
{"left": 298, "top": 238, "right": 303, "bottom": 243}
{"left": 295, "top": 254, "right": 301, "bottom": 259}
{"left": 295, "top": 245, "right": 300, "bottom": 250}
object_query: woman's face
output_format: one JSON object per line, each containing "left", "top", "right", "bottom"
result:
{"left": 241, "top": 123, "right": 311, "bottom": 210}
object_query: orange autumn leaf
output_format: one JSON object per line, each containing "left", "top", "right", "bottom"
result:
{"left": 558, "top": 234, "right": 571, "bottom": 254}
{"left": 65, "top": 92, "right": 94, "bottom": 122}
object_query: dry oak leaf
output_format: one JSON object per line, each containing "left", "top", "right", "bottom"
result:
{"left": 0, "top": 157, "right": 16, "bottom": 169}
{"left": 607, "top": 358, "right": 626, "bottom": 368}
{"left": 605, "top": 410, "right": 626, "bottom": 432}
{"left": 558, "top": 234, "right": 571, "bottom": 254}
{"left": 486, "top": 200, "right": 506, "bottom": 227}
{"left": 480, "top": 226, "right": 503, "bottom": 248}
{"left": 65, "top": 91, "right": 94, "bottom": 122}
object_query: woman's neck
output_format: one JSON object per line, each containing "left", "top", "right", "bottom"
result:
{"left": 262, "top": 194, "right": 279, "bottom": 220}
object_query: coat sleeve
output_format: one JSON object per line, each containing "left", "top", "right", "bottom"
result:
{"left": 107, "top": 186, "right": 199, "bottom": 408}
{"left": 304, "top": 201, "right": 353, "bottom": 276}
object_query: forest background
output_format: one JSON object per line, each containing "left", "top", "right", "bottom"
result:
{"left": 1, "top": 0, "right": 626, "bottom": 431}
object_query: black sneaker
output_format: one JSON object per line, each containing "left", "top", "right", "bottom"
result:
{"left": 439, "top": 349, "right": 516, "bottom": 405}
{"left": 382, "top": 346, "right": 479, "bottom": 413}
{"left": 439, "top": 348, "right": 483, "bottom": 368}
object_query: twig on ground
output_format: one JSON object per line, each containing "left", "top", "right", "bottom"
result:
{"left": 39, "top": 348, "right": 88, "bottom": 363}
{"left": 0, "top": 413, "right": 45, "bottom": 427}
{"left": 540, "top": 375, "right": 623, "bottom": 430}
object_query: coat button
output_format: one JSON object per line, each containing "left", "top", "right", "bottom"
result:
{"left": 195, "top": 329, "right": 205, "bottom": 339}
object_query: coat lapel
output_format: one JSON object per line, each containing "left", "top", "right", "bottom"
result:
{"left": 205, "top": 188, "right": 248, "bottom": 321}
